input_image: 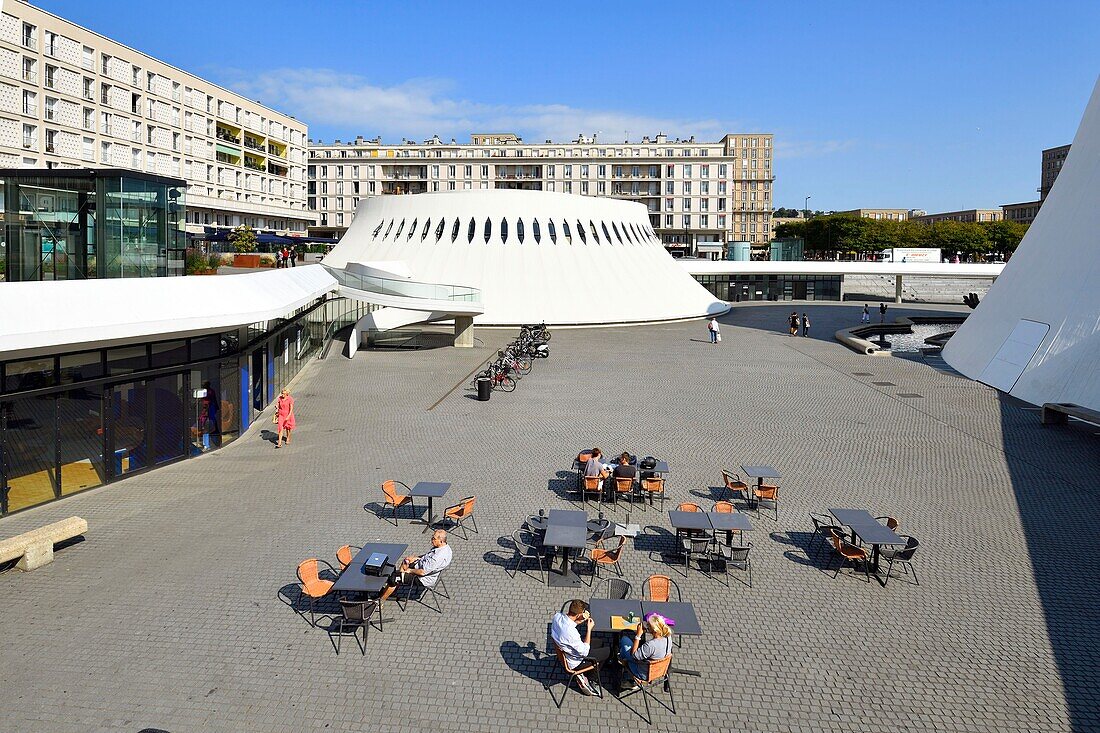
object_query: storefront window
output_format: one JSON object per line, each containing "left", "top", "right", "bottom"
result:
{"left": 60, "top": 350, "right": 104, "bottom": 384}
{"left": 108, "top": 345, "right": 149, "bottom": 375}
{"left": 57, "top": 388, "right": 104, "bottom": 496}
{"left": 4, "top": 357, "right": 56, "bottom": 392}
{"left": 2, "top": 395, "right": 57, "bottom": 512}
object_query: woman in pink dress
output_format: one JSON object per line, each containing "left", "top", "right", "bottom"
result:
{"left": 275, "top": 388, "right": 296, "bottom": 448}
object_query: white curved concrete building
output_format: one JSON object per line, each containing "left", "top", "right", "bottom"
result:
{"left": 322, "top": 190, "right": 728, "bottom": 325}
{"left": 943, "top": 76, "right": 1100, "bottom": 410}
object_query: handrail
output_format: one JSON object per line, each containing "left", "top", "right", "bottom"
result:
{"left": 323, "top": 265, "right": 481, "bottom": 304}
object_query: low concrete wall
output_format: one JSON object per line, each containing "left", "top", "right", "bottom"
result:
{"left": 844, "top": 275, "right": 993, "bottom": 304}
{"left": 835, "top": 316, "right": 966, "bottom": 356}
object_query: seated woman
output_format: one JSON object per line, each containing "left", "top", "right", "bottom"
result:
{"left": 618, "top": 613, "right": 673, "bottom": 689}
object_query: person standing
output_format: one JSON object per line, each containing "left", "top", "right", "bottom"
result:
{"left": 275, "top": 388, "right": 295, "bottom": 448}
{"left": 801, "top": 313, "right": 810, "bottom": 337}
{"left": 879, "top": 302, "right": 888, "bottom": 323}
{"left": 708, "top": 317, "right": 720, "bottom": 344}
{"left": 788, "top": 311, "right": 799, "bottom": 337}
{"left": 274, "top": 248, "right": 283, "bottom": 269}
{"left": 861, "top": 304, "right": 870, "bottom": 324}
{"left": 289, "top": 245, "right": 297, "bottom": 267}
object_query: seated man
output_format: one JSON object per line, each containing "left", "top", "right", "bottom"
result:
{"left": 618, "top": 613, "right": 674, "bottom": 690}
{"left": 378, "top": 529, "right": 452, "bottom": 603}
{"left": 612, "top": 452, "right": 637, "bottom": 480}
{"left": 551, "top": 599, "right": 611, "bottom": 696}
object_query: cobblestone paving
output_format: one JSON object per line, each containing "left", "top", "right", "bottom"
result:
{"left": 2, "top": 302, "right": 1098, "bottom": 733}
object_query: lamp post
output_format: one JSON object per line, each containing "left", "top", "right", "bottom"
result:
{"left": 804, "top": 195, "right": 812, "bottom": 219}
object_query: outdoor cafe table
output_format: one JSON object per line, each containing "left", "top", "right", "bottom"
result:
{"left": 332, "top": 542, "right": 408, "bottom": 595}
{"left": 409, "top": 481, "right": 452, "bottom": 532}
{"left": 668, "top": 510, "right": 753, "bottom": 545}
{"left": 829, "top": 508, "right": 907, "bottom": 573}
{"left": 740, "top": 464, "right": 780, "bottom": 508}
{"left": 587, "top": 598, "right": 703, "bottom": 675}
{"left": 544, "top": 509, "right": 588, "bottom": 588}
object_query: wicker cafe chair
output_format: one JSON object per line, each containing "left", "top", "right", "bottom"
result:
{"left": 551, "top": 643, "right": 603, "bottom": 707}
{"left": 620, "top": 653, "right": 676, "bottom": 724}
{"left": 335, "top": 544, "right": 361, "bottom": 571}
{"left": 296, "top": 558, "right": 335, "bottom": 626}
{"left": 381, "top": 479, "right": 415, "bottom": 526}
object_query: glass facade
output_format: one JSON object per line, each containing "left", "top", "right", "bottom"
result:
{"left": 694, "top": 274, "right": 842, "bottom": 302}
{"left": 0, "top": 169, "right": 185, "bottom": 282}
{"left": 0, "top": 295, "right": 369, "bottom": 516}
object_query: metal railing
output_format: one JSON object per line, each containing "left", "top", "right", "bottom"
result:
{"left": 323, "top": 265, "right": 481, "bottom": 304}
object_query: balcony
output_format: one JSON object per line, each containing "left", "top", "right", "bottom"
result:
{"left": 23, "top": 70, "right": 36, "bottom": 83}
{"left": 45, "top": 142, "right": 55, "bottom": 153}
{"left": 266, "top": 144, "right": 286, "bottom": 159}
{"left": 243, "top": 137, "right": 265, "bottom": 151}
{"left": 216, "top": 129, "right": 241, "bottom": 145}
{"left": 23, "top": 136, "right": 35, "bottom": 149}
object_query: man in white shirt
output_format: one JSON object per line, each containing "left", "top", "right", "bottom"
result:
{"left": 550, "top": 599, "right": 610, "bottom": 696}
{"left": 708, "top": 317, "right": 720, "bottom": 344}
{"left": 378, "top": 529, "right": 452, "bottom": 602}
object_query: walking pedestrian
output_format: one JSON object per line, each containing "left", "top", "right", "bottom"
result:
{"left": 879, "top": 302, "right": 888, "bottom": 323}
{"left": 289, "top": 245, "right": 297, "bottom": 267}
{"left": 274, "top": 388, "right": 296, "bottom": 448}
{"left": 861, "top": 304, "right": 870, "bottom": 323}
{"left": 274, "top": 249, "right": 283, "bottom": 269}
{"left": 788, "top": 311, "right": 799, "bottom": 337}
{"left": 707, "top": 317, "right": 721, "bottom": 344}
{"left": 801, "top": 313, "right": 810, "bottom": 337}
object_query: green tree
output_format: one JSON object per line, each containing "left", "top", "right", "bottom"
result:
{"left": 981, "top": 220, "right": 1028, "bottom": 255}
{"left": 773, "top": 220, "right": 806, "bottom": 240}
{"left": 230, "top": 224, "right": 258, "bottom": 254}
{"left": 927, "top": 220, "right": 989, "bottom": 258}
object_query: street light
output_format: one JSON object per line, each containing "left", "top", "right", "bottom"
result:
{"left": 804, "top": 195, "right": 812, "bottom": 219}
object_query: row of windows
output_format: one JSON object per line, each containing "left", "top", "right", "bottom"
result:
{"left": 307, "top": 162, "right": 769, "bottom": 180}
{"left": 369, "top": 215, "right": 659, "bottom": 247}
{"left": 311, "top": 138, "right": 771, "bottom": 159}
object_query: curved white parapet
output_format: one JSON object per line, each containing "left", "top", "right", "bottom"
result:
{"left": 943, "top": 76, "right": 1100, "bottom": 410}
{"left": 322, "top": 189, "right": 728, "bottom": 325}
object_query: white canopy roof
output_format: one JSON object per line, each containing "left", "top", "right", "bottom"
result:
{"left": 0, "top": 265, "right": 337, "bottom": 358}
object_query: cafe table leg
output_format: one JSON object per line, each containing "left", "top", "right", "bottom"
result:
{"left": 421, "top": 496, "right": 435, "bottom": 533}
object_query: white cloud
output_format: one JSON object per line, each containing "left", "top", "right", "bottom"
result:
{"left": 219, "top": 68, "right": 740, "bottom": 144}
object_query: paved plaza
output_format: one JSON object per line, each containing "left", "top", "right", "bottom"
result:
{"left": 1, "top": 302, "right": 1098, "bottom": 733}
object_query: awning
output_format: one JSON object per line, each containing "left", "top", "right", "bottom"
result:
{"left": 215, "top": 143, "right": 240, "bottom": 156}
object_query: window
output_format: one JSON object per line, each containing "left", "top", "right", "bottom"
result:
{"left": 547, "top": 164, "right": 555, "bottom": 177}
{"left": 564, "top": 164, "right": 572, "bottom": 177}
{"left": 43, "top": 64, "right": 57, "bottom": 90}
{"left": 532, "top": 219, "right": 541, "bottom": 243}
{"left": 665, "top": 181, "right": 674, "bottom": 194}
{"left": 435, "top": 218, "right": 445, "bottom": 240}
{"left": 516, "top": 218, "right": 525, "bottom": 243}
{"left": 665, "top": 214, "right": 674, "bottom": 227}
{"left": 406, "top": 218, "right": 417, "bottom": 240}
{"left": 683, "top": 215, "right": 691, "bottom": 228}
{"left": 467, "top": 217, "right": 475, "bottom": 242}
{"left": 612, "top": 222, "right": 622, "bottom": 243}
{"left": 577, "top": 220, "right": 587, "bottom": 244}
{"left": 548, "top": 219, "right": 557, "bottom": 243}
{"left": 581, "top": 164, "right": 589, "bottom": 177}
{"left": 562, "top": 219, "right": 571, "bottom": 243}
{"left": 601, "top": 222, "right": 612, "bottom": 243}
{"left": 384, "top": 219, "right": 394, "bottom": 238}
{"left": 500, "top": 217, "right": 508, "bottom": 243}
{"left": 480, "top": 165, "right": 488, "bottom": 177}
{"left": 684, "top": 164, "right": 692, "bottom": 177}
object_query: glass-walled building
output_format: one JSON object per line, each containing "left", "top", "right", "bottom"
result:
{"left": 693, "top": 273, "right": 842, "bottom": 301}
{"left": 0, "top": 290, "right": 372, "bottom": 516}
{"left": 0, "top": 168, "right": 186, "bottom": 282}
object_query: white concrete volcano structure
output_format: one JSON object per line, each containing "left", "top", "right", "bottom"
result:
{"left": 322, "top": 190, "right": 728, "bottom": 326}
{"left": 943, "top": 77, "right": 1100, "bottom": 410}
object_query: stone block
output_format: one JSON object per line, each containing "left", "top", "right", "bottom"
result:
{"left": 16, "top": 541, "right": 52, "bottom": 571}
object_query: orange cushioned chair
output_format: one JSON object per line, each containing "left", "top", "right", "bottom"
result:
{"left": 753, "top": 483, "right": 779, "bottom": 521}
{"left": 640, "top": 476, "right": 665, "bottom": 511}
{"left": 582, "top": 475, "right": 604, "bottom": 505}
{"left": 441, "top": 495, "right": 478, "bottom": 539}
{"left": 676, "top": 502, "right": 701, "bottom": 512}
{"left": 828, "top": 528, "right": 870, "bottom": 583}
{"left": 588, "top": 535, "right": 626, "bottom": 579}
{"left": 642, "top": 574, "right": 682, "bottom": 603}
{"left": 296, "top": 558, "right": 336, "bottom": 626}
{"left": 621, "top": 653, "right": 676, "bottom": 724}
{"left": 335, "top": 544, "right": 361, "bottom": 571}
{"left": 381, "top": 480, "right": 414, "bottom": 526}
{"left": 551, "top": 643, "right": 603, "bottom": 707}
{"left": 721, "top": 470, "right": 750, "bottom": 504}
{"left": 614, "top": 476, "right": 638, "bottom": 507}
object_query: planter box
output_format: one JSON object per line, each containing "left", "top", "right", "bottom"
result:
{"left": 234, "top": 254, "right": 260, "bottom": 268}
{"left": 190, "top": 269, "right": 218, "bottom": 276}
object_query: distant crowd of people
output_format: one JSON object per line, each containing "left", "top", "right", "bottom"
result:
{"left": 275, "top": 246, "right": 298, "bottom": 268}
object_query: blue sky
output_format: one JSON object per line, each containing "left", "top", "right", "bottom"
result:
{"left": 39, "top": 1, "right": 1100, "bottom": 212}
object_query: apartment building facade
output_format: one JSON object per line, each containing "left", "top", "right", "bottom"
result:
{"left": 910, "top": 208, "right": 1003, "bottom": 225}
{"left": 0, "top": 1, "right": 311, "bottom": 238}
{"left": 842, "top": 208, "right": 909, "bottom": 221}
{"left": 307, "top": 132, "right": 774, "bottom": 257}
{"left": 1040, "top": 144, "right": 1070, "bottom": 200}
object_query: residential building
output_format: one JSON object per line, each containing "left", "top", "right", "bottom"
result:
{"left": 1002, "top": 200, "right": 1041, "bottom": 225}
{"left": 307, "top": 131, "right": 774, "bottom": 257}
{"left": 1040, "top": 144, "right": 1070, "bottom": 200}
{"left": 0, "top": 1, "right": 312, "bottom": 241}
{"left": 999, "top": 143, "right": 1071, "bottom": 225}
{"left": 910, "top": 209, "right": 1003, "bottom": 225}
{"left": 842, "top": 208, "right": 909, "bottom": 221}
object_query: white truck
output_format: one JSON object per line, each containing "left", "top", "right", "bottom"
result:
{"left": 879, "top": 247, "right": 942, "bottom": 263}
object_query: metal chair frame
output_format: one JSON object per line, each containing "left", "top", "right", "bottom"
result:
{"left": 397, "top": 566, "right": 451, "bottom": 613}
{"left": 329, "top": 598, "right": 379, "bottom": 655}
{"left": 296, "top": 558, "right": 337, "bottom": 627}
{"left": 438, "top": 496, "right": 479, "bottom": 539}
{"left": 381, "top": 479, "right": 415, "bottom": 526}
{"left": 881, "top": 535, "right": 920, "bottom": 586}
{"left": 619, "top": 654, "right": 676, "bottom": 724}
{"left": 551, "top": 642, "right": 604, "bottom": 707}
{"left": 511, "top": 528, "right": 548, "bottom": 584}
{"left": 606, "top": 577, "right": 632, "bottom": 599}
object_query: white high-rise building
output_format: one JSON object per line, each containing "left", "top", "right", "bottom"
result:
{"left": 308, "top": 131, "right": 774, "bottom": 258}
{"left": 0, "top": 1, "right": 312, "bottom": 236}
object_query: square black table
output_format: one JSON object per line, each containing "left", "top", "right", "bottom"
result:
{"left": 641, "top": 601, "right": 702, "bottom": 636}
{"left": 741, "top": 465, "right": 780, "bottom": 507}
{"left": 708, "top": 511, "right": 753, "bottom": 546}
{"left": 588, "top": 598, "right": 643, "bottom": 633}
{"left": 544, "top": 510, "right": 588, "bottom": 588}
{"left": 829, "top": 508, "right": 907, "bottom": 574}
{"left": 332, "top": 542, "right": 408, "bottom": 595}
{"left": 408, "top": 481, "right": 451, "bottom": 532}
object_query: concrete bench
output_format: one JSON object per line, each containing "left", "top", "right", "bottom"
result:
{"left": 0, "top": 516, "right": 87, "bottom": 571}
{"left": 1041, "top": 402, "right": 1100, "bottom": 428}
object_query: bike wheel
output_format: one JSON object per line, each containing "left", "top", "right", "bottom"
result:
{"left": 499, "top": 376, "right": 517, "bottom": 392}
{"left": 539, "top": 331, "right": 551, "bottom": 342}
{"left": 516, "top": 360, "right": 532, "bottom": 375}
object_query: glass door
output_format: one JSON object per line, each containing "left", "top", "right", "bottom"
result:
{"left": 150, "top": 373, "right": 185, "bottom": 465}
{"left": 109, "top": 381, "right": 146, "bottom": 476}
